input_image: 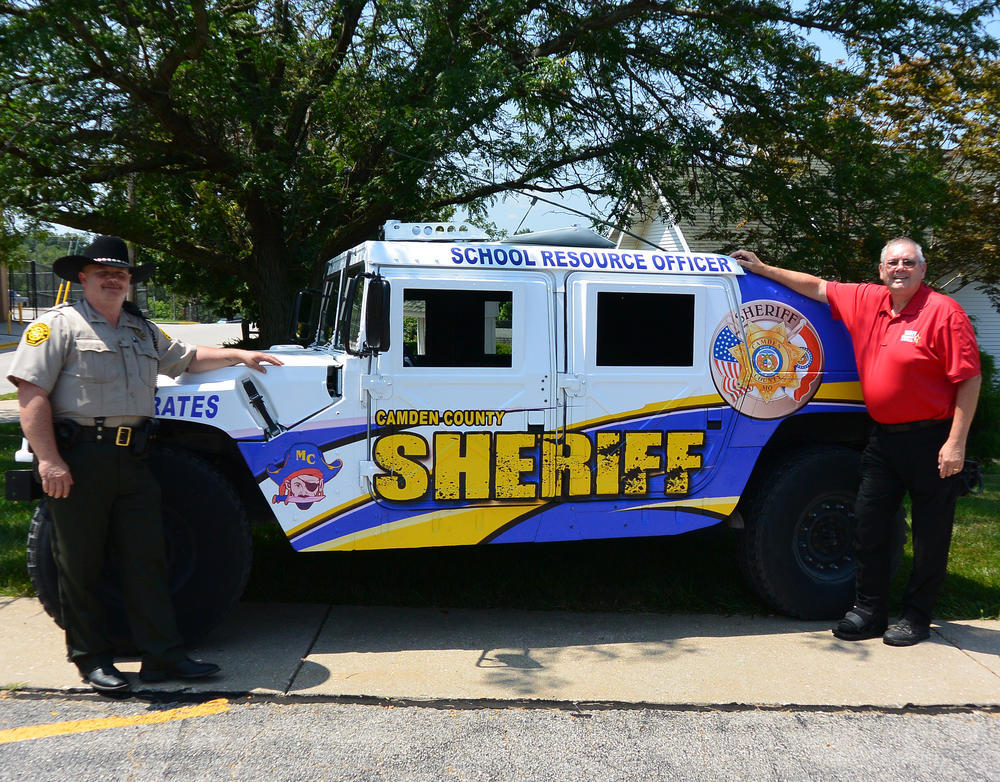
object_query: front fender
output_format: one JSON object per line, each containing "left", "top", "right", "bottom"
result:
{"left": 155, "top": 350, "right": 339, "bottom": 439}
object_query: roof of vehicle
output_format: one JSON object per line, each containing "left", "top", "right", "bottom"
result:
{"left": 500, "top": 226, "right": 616, "bottom": 248}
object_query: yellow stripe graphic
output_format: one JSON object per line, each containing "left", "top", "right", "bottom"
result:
{"left": 303, "top": 502, "right": 544, "bottom": 551}
{"left": 814, "top": 381, "right": 863, "bottom": 402}
{"left": 568, "top": 393, "right": 726, "bottom": 432}
{"left": 286, "top": 493, "right": 372, "bottom": 538}
{"left": 0, "top": 698, "right": 230, "bottom": 746}
{"left": 624, "top": 496, "right": 740, "bottom": 516}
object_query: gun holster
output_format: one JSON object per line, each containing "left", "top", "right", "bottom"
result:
{"left": 54, "top": 419, "right": 82, "bottom": 446}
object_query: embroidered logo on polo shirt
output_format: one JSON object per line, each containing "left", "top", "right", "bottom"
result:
{"left": 24, "top": 323, "right": 50, "bottom": 346}
{"left": 900, "top": 329, "right": 921, "bottom": 344}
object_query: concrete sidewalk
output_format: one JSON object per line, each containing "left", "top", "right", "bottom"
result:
{"left": 2, "top": 597, "right": 999, "bottom": 707}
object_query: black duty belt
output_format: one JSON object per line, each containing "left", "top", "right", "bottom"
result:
{"left": 75, "top": 425, "right": 140, "bottom": 446}
{"left": 877, "top": 418, "right": 951, "bottom": 433}
{"left": 55, "top": 419, "right": 158, "bottom": 451}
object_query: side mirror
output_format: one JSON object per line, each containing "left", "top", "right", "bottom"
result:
{"left": 365, "top": 276, "right": 391, "bottom": 353}
{"left": 338, "top": 275, "right": 390, "bottom": 355}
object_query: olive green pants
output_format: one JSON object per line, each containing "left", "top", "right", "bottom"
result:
{"left": 47, "top": 440, "right": 184, "bottom": 671}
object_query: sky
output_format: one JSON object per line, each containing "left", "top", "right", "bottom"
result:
{"left": 478, "top": 189, "right": 612, "bottom": 236}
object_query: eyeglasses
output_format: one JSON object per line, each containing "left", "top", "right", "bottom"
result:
{"left": 882, "top": 258, "right": 920, "bottom": 269}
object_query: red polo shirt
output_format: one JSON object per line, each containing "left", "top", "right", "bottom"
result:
{"left": 826, "top": 282, "right": 980, "bottom": 424}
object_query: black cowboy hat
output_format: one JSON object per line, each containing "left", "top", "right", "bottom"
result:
{"left": 53, "top": 236, "right": 155, "bottom": 283}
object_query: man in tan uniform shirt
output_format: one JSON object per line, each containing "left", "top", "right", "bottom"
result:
{"left": 9, "top": 236, "right": 282, "bottom": 693}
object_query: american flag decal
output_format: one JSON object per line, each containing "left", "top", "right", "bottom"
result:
{"left": 712, "top": 325, "right": 746, "bottom": 401}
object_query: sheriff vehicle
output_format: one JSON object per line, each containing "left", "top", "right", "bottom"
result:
{"left": 14, "top": 220, "right": 894, "bottom": 645}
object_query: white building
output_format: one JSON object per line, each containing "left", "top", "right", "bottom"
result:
{"left": 945, "top": 283, "right": 1000, "bottom": 369}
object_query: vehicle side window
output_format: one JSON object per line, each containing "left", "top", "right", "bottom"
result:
{"left": 403, "top": 289, "right": 512, "bottom": 367}
{"left": 597, "top": 291, "right": 695, "bottom": 367}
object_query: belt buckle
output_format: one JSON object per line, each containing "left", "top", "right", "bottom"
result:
{"left": 114, "top": 426, "right": 133, "bottom": 447}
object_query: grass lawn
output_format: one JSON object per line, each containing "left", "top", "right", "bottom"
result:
{"left": 928, "top": 471, "right": 1000, "bottom": 619}
{"left": 0, "top": 423, "right": 33, "bottom": 596}
{"left": 1, "top": 420, "right": 997, "bottom": 619}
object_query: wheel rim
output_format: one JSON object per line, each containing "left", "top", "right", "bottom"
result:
{"left": 793, "top": 494, "right": 856, "bottom": 584}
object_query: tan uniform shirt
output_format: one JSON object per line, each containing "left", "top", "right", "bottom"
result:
{"left": 7, "top": 299, "right": 197, "bottom": 425}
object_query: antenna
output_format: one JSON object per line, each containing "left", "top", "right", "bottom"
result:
{"left": 513, "top": 195, "right": 538, "bottom": 235}
{"left": 386, "top": 148, "right": 671, "bottom": 253}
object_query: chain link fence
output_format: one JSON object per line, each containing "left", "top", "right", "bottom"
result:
{"left": 8, "top": 261, "right": 159, "bottom": 321}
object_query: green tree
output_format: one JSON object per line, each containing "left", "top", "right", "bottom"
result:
{"left": 852, "top": 55, "right": 1000, "bottom": 302}
{"left": 0, "top": 214, "right": 29, "bottom": 269}
{"left": 686, "top": 50, "right": 1000, "bottom": 290}
{"left": 678, "top": 103, "right": 959, "bottom": 282}
{"left": 0, "top": 1, "right": 996, "bottom": 342}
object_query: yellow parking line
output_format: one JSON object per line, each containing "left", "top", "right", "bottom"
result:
{"left": 0, "top": 698, "right": 229, "bottom": 745}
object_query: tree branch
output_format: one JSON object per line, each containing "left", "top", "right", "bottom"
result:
{"left": 151, "top": 0, "right": 210, "bottom": 90}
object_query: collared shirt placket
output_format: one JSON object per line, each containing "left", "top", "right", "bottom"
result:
{"left": 878, "top": 308, "right": 892, "bottom": 348}
{"left": 120, "top": 330, "right": 136, "bottom": 409}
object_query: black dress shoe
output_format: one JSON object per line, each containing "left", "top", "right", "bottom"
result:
{"left": 832, "top": 606, "right": 888, "bottom": 641}
{"left": 81, "top": 664, "right": 131, "bottom": 693}
{"left": 139, "top": 657, "right": 221, "bottom": 683}
{"left": 883, "top": 618, "right": 931, "bottom": 647}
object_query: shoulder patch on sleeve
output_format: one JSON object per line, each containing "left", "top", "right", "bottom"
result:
{"left": 25, "top": 323, "right": 50, "bottom": 346}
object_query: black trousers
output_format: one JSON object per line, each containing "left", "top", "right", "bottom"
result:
{"left": 47, "top": 440, "right": 184, "bottom": 671}
{"left": 854, "top": 420, "right": 962, "bottom": 625}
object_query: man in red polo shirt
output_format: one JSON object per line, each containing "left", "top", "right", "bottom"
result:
{"left": 732, "top": 239, "right": 981, "bottom": 646}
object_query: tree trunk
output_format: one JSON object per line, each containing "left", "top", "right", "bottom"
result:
{"left": 247, "top": 244, "right": 292, "bottom": 347}
{"left": 242, "top": 192, "right": 295, "bottom": 346}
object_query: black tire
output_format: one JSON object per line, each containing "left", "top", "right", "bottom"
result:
{"left": 738, "top": 445, "right": 906, "bottom": 620}
{"left": 26, "top": 446, "right": 252, "bottom": 651}
{"left": 26, "top": 503, "right": 65, "bottom": 629}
